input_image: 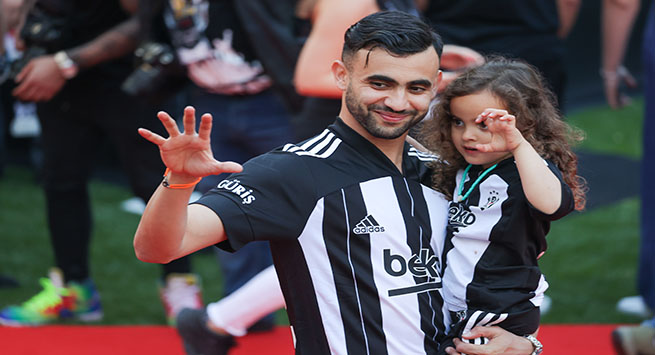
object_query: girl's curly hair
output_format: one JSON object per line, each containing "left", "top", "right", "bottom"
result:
{"left": 419, "top": 57, "right": 587, "bottom": 210}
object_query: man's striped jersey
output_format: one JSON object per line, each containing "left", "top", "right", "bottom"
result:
{"left": 442, "top": 158, "right": 574, "bottom": 335}
{"left": 196, "top": 118, "right": 451, "bottom": 354}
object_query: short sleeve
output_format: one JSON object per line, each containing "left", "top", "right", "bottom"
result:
{"left": 193, "top": 151, "right": 318, "bottom": 251}
{"left": 528, "top": 159, "right": 575, "bottom": 221}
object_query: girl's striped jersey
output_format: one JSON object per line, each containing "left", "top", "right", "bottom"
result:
{"left": 196, "top": 118, "right": 451, "bottom": 354}
{"left": 442, "top": 158, "right": 574, "bottom": 336}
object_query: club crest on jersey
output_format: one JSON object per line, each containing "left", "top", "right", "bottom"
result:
{"left": 448, "top": 202, "right": 475, "bottom": 230}
{"left": 384, "top": 248, "right": 442, "bottom": 297}
{"left": 216, "top": 179, "right": 255, "bottom": 205}
{"left": 353, "top": 214, "right": 385, "bottom": 234}
{"left": 481, "top": 190, "right": 500, "bottom": 210}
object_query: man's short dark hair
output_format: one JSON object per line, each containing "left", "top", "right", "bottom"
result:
{"left": 342, "top": 10, "right": 443, "bottom": 66}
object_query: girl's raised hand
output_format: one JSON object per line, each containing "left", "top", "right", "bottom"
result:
{"left": 138, "top": 106, "right": 242, "bottom": 179}
{"left": 474, "top": 108, "right": 525, "bottom": 153}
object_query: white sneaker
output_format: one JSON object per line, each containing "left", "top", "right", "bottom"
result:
{"left": 617, "top": 296, "right": 653, "bottom": 318}
{"left": 159, "top": 273, "right": 203, "bottom": 326}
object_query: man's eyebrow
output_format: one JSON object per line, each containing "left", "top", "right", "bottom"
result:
{"left": 365, "top": 74, "right": 397, "bottom": 84}
{"left": 407, "top": 79, "right": 432, "bottom": 87}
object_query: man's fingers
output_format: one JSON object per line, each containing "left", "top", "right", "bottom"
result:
{"left": 463, "top": 325, "right": 501, "bottom": 339}
{"left": 444, "top": 346, "right": 461, "bottom": 355}
{"left": 157, "top": 111, "right": 181, "bottom": 137}
{"left": 198, "top": 113, "right": 213, "bottom": 140}
{"left": 453, "top": 340, "right": 482, "bottom": 355}
{"left": 212, "top": 161, "right": 243, "bottom": 174}
{"left": 138, "top": 128, "right": 167, "bottom": 145}
{"left": 622, "top": 70, "right": 638, "bottom": 88}
{"left": 14, "top": 60, "right": 32, "bottom": 83}
{"left": 183, "top": 106, "right": 197, "bottom": 135}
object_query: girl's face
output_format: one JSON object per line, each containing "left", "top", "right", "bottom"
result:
{"left": 449, "top": 90, "right": 513, "bottom": 168}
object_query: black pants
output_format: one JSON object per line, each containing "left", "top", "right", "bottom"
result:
{"left": 37, "top": 74, "right": 190, "bottom": 283}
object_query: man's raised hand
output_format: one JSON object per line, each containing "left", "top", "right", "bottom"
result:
{"left": 138, "top": 106, "right": 242, "bottom": 180}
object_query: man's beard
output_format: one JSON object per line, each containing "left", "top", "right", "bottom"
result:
{"left": 345, "top": 85, "right": 427, "bottom": 140}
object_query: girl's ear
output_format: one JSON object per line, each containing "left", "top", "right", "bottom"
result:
{"left": 331, "top": 60, "right": 348, "bottom": 91}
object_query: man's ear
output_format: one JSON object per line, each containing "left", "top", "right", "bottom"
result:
{"left": 331, "top": 60, "right": 348, "bottom": 91}
{"left": 432, "top": 70, "right": 443, "bottom": 97}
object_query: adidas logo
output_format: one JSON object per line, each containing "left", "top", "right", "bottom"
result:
{"left": 353, "top": 214, "right": 386, "bottom": 235}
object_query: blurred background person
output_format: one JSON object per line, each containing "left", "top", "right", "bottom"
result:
{"left": 0, "top": 0, "right": 201, "bottom": 327}
{"left": 0, "top": 0, "right": 22, "bottom": 290}
{"left": 610, "top": 0, "right": 655, "bottom": 353}
{"left": 421, "top": 0, "right": 582, "bottom": 112}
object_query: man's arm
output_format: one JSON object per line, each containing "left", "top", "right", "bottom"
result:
{"left": 445, "top": 326, "right": 537, "bottom": 355}
{"left": 134, "top": 181, "right": 226, "bottom": 263}
{"left": 601, "top": 0, "right": 640, "bottom": 108}
{"left": 12, "top": 0, "right": 142, "bottom": 102}
{"left": 134, "top": 107, "right": 243, "bottom": 263}
{"left": 293, "top": 0, "right": 378, "bottom": 98}
{"left": 556, "top": 0, "right": 581, "bottom": 38}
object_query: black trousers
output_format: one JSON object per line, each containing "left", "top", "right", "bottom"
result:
{"left": 37, "top": 73, "right": 190, "bottom": 282}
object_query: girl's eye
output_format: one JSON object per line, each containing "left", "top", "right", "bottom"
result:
{"left": 479, "top": 121, "right": 488, "bottom": 129}
{"left": 452, "top": 118, "right": 463, "bottom": 127}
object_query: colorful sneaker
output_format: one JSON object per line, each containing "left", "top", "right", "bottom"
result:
{"left": 159, "top": 273, "right": 203, "bottom": 326}
{"left": 63, "top": 278, "right": 103, "bottom": 322}
{"left": 0, "top": 268, "right": 102, "bottom": 326}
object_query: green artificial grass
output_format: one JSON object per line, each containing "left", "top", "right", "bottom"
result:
{"left": 0, "top": 98, "right": 645, "bottom": 325}
{"left": 540, "top": 198, "right": 643, "bottom": 324}
{"left": 566, "top": 98, "right": 644, "bottom": 159}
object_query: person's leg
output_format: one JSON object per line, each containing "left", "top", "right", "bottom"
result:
{"left": 176, "top": 265, "right": 285, "bottom": 355}
{"left": 0, "top": 86, "right": 102, "bottom": 326}
{"left": 38, "top": 92, "right": 97, "bottom": 284}
{"left": 638, "top": 1, "right": 655, "bottom": 313}
{"left": 206, "top": 265, "right": 284, "bottom": 336}
{"left": 612, "top": 7, "right": 655, "bottom": 355}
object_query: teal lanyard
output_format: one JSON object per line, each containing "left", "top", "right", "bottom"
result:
{"left": 455, "top": 163, "right": 499, "bottom": 202}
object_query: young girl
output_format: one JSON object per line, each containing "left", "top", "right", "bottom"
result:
{"left": 420, "top": 57, "right": 586, "bottom": 353}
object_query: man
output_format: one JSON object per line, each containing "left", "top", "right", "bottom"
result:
{"left": 135, "top": 11, "right": 537, "bottom": 355}
{"left": 0, "top": 0, "right": 201, "bottom": 326}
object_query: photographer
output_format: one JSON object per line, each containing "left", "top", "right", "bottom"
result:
{"left": 129, "top": 0, "right": 304, "bottom": 334}
{"left": 0, "top": 0, "right": 202, "bottom": 326}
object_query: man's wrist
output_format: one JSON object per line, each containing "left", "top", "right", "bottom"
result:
{"left": 53, "top": 51, "right": 79, "bottom": 79}
{"left": 162, "top": 168, "right": 202, "bottom": 189}
{"left": 523, "top": 334, "right": 543, "bottom": 355}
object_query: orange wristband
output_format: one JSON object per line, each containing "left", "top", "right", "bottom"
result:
{"left": 162, "top": 168, "right": 202, "bottom": 189}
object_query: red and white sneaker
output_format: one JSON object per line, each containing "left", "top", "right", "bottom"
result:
{"left": 159, "top": 273, "right": 203, "bottom": 326}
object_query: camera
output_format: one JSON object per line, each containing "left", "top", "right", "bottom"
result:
{"left": 9, "top": 5, "right": 70, "bottom": 80}
{"left": 121, "top": 41, "right": 187, "bottom": 102}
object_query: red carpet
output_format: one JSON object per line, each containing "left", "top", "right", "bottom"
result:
{"left": 0, "top": 324, "right": 618, "bottom": 354}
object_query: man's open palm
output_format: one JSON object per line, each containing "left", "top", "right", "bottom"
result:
{"left": 138, "top": 106, "right": 242, "bottom": 178}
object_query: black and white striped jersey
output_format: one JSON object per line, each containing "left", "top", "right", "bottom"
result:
{"left": 196, "top": 118, "right": 451, "bottom": 355}
{"left": 441, "top": 158, "right": 574, "bottom": 335}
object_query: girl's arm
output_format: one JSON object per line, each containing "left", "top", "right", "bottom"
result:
{"left": 511, "top": 137, "right": 562, "bottom": 215}
{"left": 477, "top": 109, "right": 562, "bottom": 214}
